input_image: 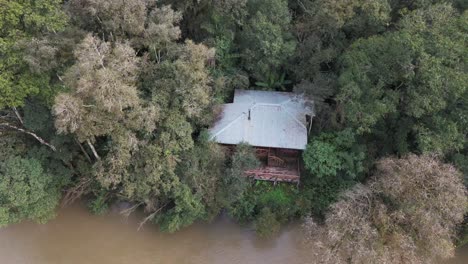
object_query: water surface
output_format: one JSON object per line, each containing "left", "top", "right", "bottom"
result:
{"left": 0, "top": 203, "right": 466, "bottom": 264}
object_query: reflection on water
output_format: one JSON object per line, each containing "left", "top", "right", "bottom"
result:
{"left": 0, "top": 203, "right": 465, "bottom": 264}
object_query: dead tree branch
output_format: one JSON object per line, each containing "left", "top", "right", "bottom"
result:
{"left": 120, "top": 202, "right": 144, "bottom": 218}
{"left": 86, "top": 139, "right": 100, "bottom": 160}
{"left": 61, "top": 177, "right": 92, "bottom": 207}
{"left": 12, "top": 107, "right": 24, "bottom": 125}
{"left": 138, "top": 203, "right": 168, "bottom": 231}
{"left": 76, "top": 138, "right": 92, "bottom": 163}
{"left": 0, "top": 123, "right": 56, "bottom": 151}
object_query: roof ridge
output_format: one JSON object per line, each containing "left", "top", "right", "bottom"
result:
{"left": 282, "top": 106, "right": 307, "bottom": 130}
{"left": 279, "top": 98, "right": 292, "bottom": 105}
{"left": 209, "top": 112, "right": 246, "bottom": 139}
{"left": 251, "top": 101, "right": 307, "bottom": 130}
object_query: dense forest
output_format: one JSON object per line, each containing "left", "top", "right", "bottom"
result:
{"left": 0, "top": 0, "right": 467, "bottom": 263}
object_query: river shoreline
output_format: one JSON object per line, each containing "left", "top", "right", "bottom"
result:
{"left": 0, "top": 202, "right": 466, "bottom": 264}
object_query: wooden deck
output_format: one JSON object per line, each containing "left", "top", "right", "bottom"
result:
{"left": 244, "top": 147, "right": 301, "bottom": 183}
{"left": 223, "top": 145, "right": 302, "bottom": 183}
{"left": 245, "top": 166, "right": 300, "bottom": 183}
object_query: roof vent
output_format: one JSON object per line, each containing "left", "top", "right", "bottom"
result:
{"left": 248, "top": 109, "right": 251, "bottom": 120}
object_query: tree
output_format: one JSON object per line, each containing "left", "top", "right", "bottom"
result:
{"left": 0, "top": 0, "right": 67, "bottom": 109}
{"left": 0, "top": 156, "right": 62, "bottom": 226}
{"left": 168, "top": 40, "right": 215, "bottom": 120}
{"left": 291, "top": 0, "right": 391, "bottom": 81}
{"left": 254, "top": 207, "right": 281, "bottom": 237}
{"left": 237, "top": 0, "right": 296, "bottom": 81}
{"left": 303, "top": 141, "right": 341, "bottom": 178}
{"left": 156, "top": 182, "right": 205, "bottom": 232}
{"left": 52, "top": 2, "right": 220, "bottom": 232}
{"left": 178, "top": 133, "right": 226, "bottom": 219}
{"left": 303, "top": 129, "right": 365, "bottom": 179}
{"left": 303, "top": 154, "right": 467, "bottom": 263}
{"left": 66, "top": 0, "right": 148, "bottom": 38}
{"left": 67, "top": 0, "right": 182, "bottom": 55}
{"left": 223, "top": 143, "right": 260, "bottom": 215}
{"left": 290, "top": 0, "right": 392, "bottom": 132}
{"left": 337, "top": 4, "right": 467, "bottom": 155}
{"left": 53, "top": 34, "right": 144, "bottom": 143}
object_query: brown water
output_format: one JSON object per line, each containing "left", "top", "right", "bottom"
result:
{"left": 0, "top": 203, "right": 466, "bottom": 264}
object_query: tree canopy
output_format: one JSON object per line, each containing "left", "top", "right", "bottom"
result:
{"left": 0, "top": 156, "right": 62, "bottom": 226}
{"left": 304, "top": 155, "right": 467, "bottom": 264}
{"left": 0, "top": 1, "right": 466, "bottom": 257}
{"left": 338, "top": 4, "right": 467, "bottom": 154}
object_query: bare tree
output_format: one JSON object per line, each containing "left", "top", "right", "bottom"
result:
{"left": 303, "top": 154, "right": 467, "bottom": 264}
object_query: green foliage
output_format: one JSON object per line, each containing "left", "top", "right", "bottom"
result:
{"left": 47, "top": 2, "right": 218, "bottom": 233}
{"left": 156, "top": 183, "right": 205, "bottom": 232}
{"left": 0, "top": 156, "right": 62, "bottom": 226}
{"left": 0, "top": 0, "right": 67, "bottom": 109}
{"left": 230, "top": 144, "right": 261, "bottom": 172}
{"left": 302, "top": 175, "right": 355, "bottom": 217}
{"left": 338, "top": 4, "right": 467, "bottom": 155}
{"left": 302, "top": 129, "right": 363, "bottom": 216}
{"left": 222, "top": 143, "right": 260, "bottom": 211}
{"left": 453, "top": 0, "right": 468, "bottom": 11}
{"left": 451, "top": 153, "right": 468, "bottom": 186}
{"left": 229, "top": 181, "right": 301, "bottom": 231}
{"left": 178, "top": 135, "right": 226, "bottom": 219}
{"left": 256, "top": 183, "right": 299, "bottom": 221}
{"left": 87, "top": 191, "right": 109, "bottom": 215}
{"left": 303, "top": 129, "right": 365, "bottom": 179}
{"left": 237, "top": 0, "right": 296, "bottom": 80}
{"left": 255, "top": 72, "right": 292, "bottom": 90}
{"left": 254, "top": 207, "right": 281, "bottom": 237}
{"left": 290, "top": 0, "right": 390, "bottom": 92}
{"left": 458, "top": 223, "right": 468, "bottom": 247}
{"left": 0, "top": 0, "right": 465, "bottom": 243}
{"left": 211, "top": 35, "right": 240, "bottom": 75}
{"left": 258, "top": 186, "right": 291, "bottom": 208}
{"left": 228, "top": 196, "right": 257, "bottom": 223}
{"left": 303, "top": 141, "right": 341, "bottom": 178}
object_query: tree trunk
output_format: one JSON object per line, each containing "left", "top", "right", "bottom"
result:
{"left": 76, "top": 138, "right": 92, "bottom": 163}
{"left": 12, "top": 107, "right": 24, "bottom": 125}
{"left": 0, "top": 123, "right": 56, "bottom": 151}
{"left": 86, "top": 139, "right": 101, "bottom": 160}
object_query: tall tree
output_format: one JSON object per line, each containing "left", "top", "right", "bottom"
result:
{"left": 0, "top": 0, "right": 67, "bottom": 109}
{"left": 304, "top": 154, "right": 467, "bottom": 264}
{"left": 67, "top": 0, "right": 183, "bottom": 54}
{"left": 53, "top": 34, "right": 144, "bottom": 143}
{"left": 337, "top": 4, "right": 467, "bottom": 154}
{"left": 303, "top": 129, "right": 365, "bottom": 180}
{"left": 0, "top": 156, "right": 63, "bottom": 226}
{"left": 237, "top": 0, "right": 296, "bottom": 81}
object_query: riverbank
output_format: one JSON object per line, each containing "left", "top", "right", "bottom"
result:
{"left": 0, "top": 203, "right": 310, "bottom": 264}
{"left": 0, "top": 202, "right": 466, "bottom": 264}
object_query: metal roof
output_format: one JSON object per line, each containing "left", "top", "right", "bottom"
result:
{"left": 209, "top": 89, "right": 314, "bottom": 150}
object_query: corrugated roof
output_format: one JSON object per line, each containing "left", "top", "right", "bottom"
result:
{"left": 209, "top": 89, "right": 314, "bottom": 150}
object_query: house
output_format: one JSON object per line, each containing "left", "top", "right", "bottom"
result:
{"left": 209, "top": 89, "right": 314, "bottom": 183}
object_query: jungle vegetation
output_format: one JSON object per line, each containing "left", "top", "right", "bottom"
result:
{"left": 0, "top": 1, "right": 466, "bottom": 263}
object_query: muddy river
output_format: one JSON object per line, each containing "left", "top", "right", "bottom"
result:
{"left": 0, "top": 203, "right": 466, "bottom": 264}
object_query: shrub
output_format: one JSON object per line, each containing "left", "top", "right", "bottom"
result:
{"left": 254, "top": 207, "right": 280, "bottom": 237}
